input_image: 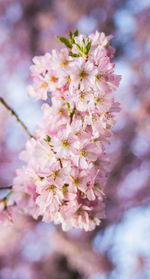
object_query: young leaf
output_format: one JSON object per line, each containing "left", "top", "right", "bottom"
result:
{"left": 69, "top": 52, "right": 80, "bottom": 57}
{"left": 62, "top": 185, "right": 67, "bottom": 194}
{"left": 57, "top": 36, "right": 72, "bottom": 49}
{"left": 85, "top": 40, "right": 92, "bottom": 54}
{"left": 73, "top": 29, "right": 78, "bottom": 37}
{"left": 73, "top": 43, "right": 82, "bottom": 53}
{"left": 69, "top": 31, "right": 72, "bottom": 39}
{"left": 82, "top": 37, "right": 85, "bottom": 46}
{"left": 46, "top": 135, "right": 51, "bottom": 142}
{"left": 69, "top": 31, "right": 75, "bottom": 44}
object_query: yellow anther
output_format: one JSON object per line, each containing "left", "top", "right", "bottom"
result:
{"left": 67, "top": 76, "right": 71, "bottom": 84}
{"left": 82, "top": 53, "right": 88, "bottom": 60}
{"left": 79, "top": 92, "right": 85, "bottom": 101}
{"left": 47, "top": 184, "right": 55, "bottom": 192}
{"left": 52, "top": 171, "right": 59, "bottom": 179}
{"left": 78, "top": 70, "right": 87, "bottom": 80}
{"left": 61, "top": 140, "right": 69, "bottom": 147}
{"left": 60, "top": 60, "right": 68, "bottom": 66}
{"left": 79, "top": 149, "right": 88, "bottom": 157}
{"left": 58, "top": 108, "right": 64, "bottom": 114}
{"left": 75, "top": 132, "right": 81, "bottom": 136}
{"left": 96, "top": 74, "right": 102, "bottom": 81}
{"left": 106, "top": 125, "right": 111, "bottom": 130}
{"left": 95, "top": 97, "right": 104, "bottom": 102}
{"left": 50, "top": 76, "right": 58, "bottom": 82}
{"left": 40, "top": 82, "right": 48, "bottom": 89}
{"left": 72, "top": 177, "right": 80, "bottom": 187}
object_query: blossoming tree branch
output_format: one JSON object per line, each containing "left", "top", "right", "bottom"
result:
{"left": 0, "top": 30, "right": 121, "bottom": 231}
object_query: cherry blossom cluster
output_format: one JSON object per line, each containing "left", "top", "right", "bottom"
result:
{"left": 11, "top": 30, "right": 121, "bottom": 231}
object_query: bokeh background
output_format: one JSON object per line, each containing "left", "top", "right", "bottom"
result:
{"left": 0, "top": 0, "right": 150, "bottom": 278}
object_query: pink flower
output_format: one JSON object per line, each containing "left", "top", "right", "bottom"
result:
{"left": 36, "top": 99, "right": 69, "bottom": 138}
{"left": 12, "top": 30, "right": 121, "bottom": 231}
{"left": 12, "top": 167, "right": 39, "bottom": 217}
{"left": 35, "top": 181, "right": 64, "bottom": 222}
{"left": 51, "top": 48, "right": 71, "bottom": 72}
{"left": 50, "top": 125, "right": 77, "bottom": 158}
{"left": 89, "top": 31, "right": 115, "bottom": 58}
{"left": 69, "top": 58, "right": 97, "bottom": 91}
{"left": 27, "top": 80, "right": 48, "bottom": 101}
{"left": 31, "top": 53, "right": 52, "bottom": 75}
{"left": 0, "top": 199, "right": 14, "bottom": 225}
{"left": 77, "top": 141, "right": 104, "bottom": 169}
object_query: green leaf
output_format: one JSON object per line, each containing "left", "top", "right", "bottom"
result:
{"left": 46, "top": 135, "right": 51, "bottom": 142}
{"left": 62, "top": 185, "right": 67, "bottom": 194}
{"left": 69, "top": 32, "right": 75, "bottom": 44}
{"left": 85, "top": 40, "right": 92, "bottom": 54}
{"left": 82, "top": 37, "right": 85, "bottom": 51}
{"left": 69, "top": 52, "right": 80, "bottom": 57}
{"left": 73, "top": 29, "right": 78, "bottom": 37}
{"left": 73, "top": 43, "right": 82, "bottom": 53}
{"left": 70, "top": 29, "right": 79, "bottom": 44}
{"left": 57, "top": 36, "right": 72, "bottom": 49}
{"left": 69, "top": 31, "right": 72, "bottom": 39}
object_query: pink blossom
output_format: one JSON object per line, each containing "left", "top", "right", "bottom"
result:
{"left": 50, "top": 125, "right": 77, "bottom": 158}
{"left": 0, "top": 201, "right": 13, "bottom": 225}
{"left": 12, "top": 30, "right": 121, "bottom": 231}
{"left": 36, "top": 100, "right": 69, "bottom": 138}
{"left": 69, "top": 58, "right": 97, "bottom": 91}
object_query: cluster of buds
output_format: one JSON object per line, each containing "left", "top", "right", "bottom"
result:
{"left": 11, "top": 30, "right": 121, "bottom": 231}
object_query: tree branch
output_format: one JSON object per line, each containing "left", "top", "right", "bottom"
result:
{"left": 0, "top": 97, "right": 33, "bottom": 138}
{"left": 0, "top": 186, "right": 12, "bottom": 190}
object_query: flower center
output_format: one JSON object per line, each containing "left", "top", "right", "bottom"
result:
{"left": 73, "top": 177, "right": 80, "bottom": 186}
{"left": 61, "top": 139, "right": 69, "bottom": 147}
{"left": 58, "top": 108, "right": 64, "bottom": 114}
{"left": 79, "top": 149, "right": 88, "bottom": 157}
{"left": 78, "top": 70, "right": 87, "bottom": 80}
{"left": 96, "top": 74, "right": 102, "bottom": 81}
{"left": 40, "top": 82, "right": 48, "bottom": 89}
{"left": 75, "top": 132, "right": 81, "bottom": 136}
{"left": 52, "top": 171, "right": 59, "bottom": 179}
{"left": 60, "top": 60, "right": 68, "bottom": 66}
{"left": 50, "top": 76, "right": 58, "bottom": 82}
{"left": 47, "top": 184, "right": 55, "bottom": 192}
{"left": 79, "top": 91, "right": 85, "bottom": 101}
{"left": 93, "top": 160, "right": 99, "bottom": 167}
{"left": 95, "top": 97, "right": 104, "bottom": 103}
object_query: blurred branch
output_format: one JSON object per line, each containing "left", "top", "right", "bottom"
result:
{"left": 0, "top": 97, "right": 33, "bottom": 138}
{"left": 0, "top": 186, "right": 12, "bottom": 190}
{"left": 51, "top": 231, "right": 113, "bottom": 276}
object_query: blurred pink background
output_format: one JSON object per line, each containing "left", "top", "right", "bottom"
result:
{"left": 0, "top": 0, "right": 150, "bottom": 278}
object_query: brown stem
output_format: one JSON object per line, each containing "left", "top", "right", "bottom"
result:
{"left": 0, "top": 97, "right": 33, "bottom": 138}
{"left": 0, "top": 186, "right": 12, "bottom": 190}
{"left": 69, "top": 106, "right": 76, "bottom": 125}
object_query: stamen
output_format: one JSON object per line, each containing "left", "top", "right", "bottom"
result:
{"left": 40, "top": 82, "right": 48, "bottom": 89}
{"left": 79, "top": 149, "right": 88, "bottom": 157}
{"left": 61, "top": 140, "right": 69, "bottom": 147}
{"left": 50, "top": 76, "right": 58, "bottom": 82}
{"left": 78, "top": 70, "right": 87, "bottom": 80}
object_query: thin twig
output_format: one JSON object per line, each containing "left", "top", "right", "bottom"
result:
{"left": 0, "top": 186, "right": 12, "bottom": 190}
{"left": 69, "top": 106, "right": 76, "bottom": 125}
{"left": 0, "top": 97, "right": 33, "bottom": 138}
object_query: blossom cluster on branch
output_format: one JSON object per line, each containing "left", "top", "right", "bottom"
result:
{"left": 1, "top": 30, "right": 121, "bottom": 231}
